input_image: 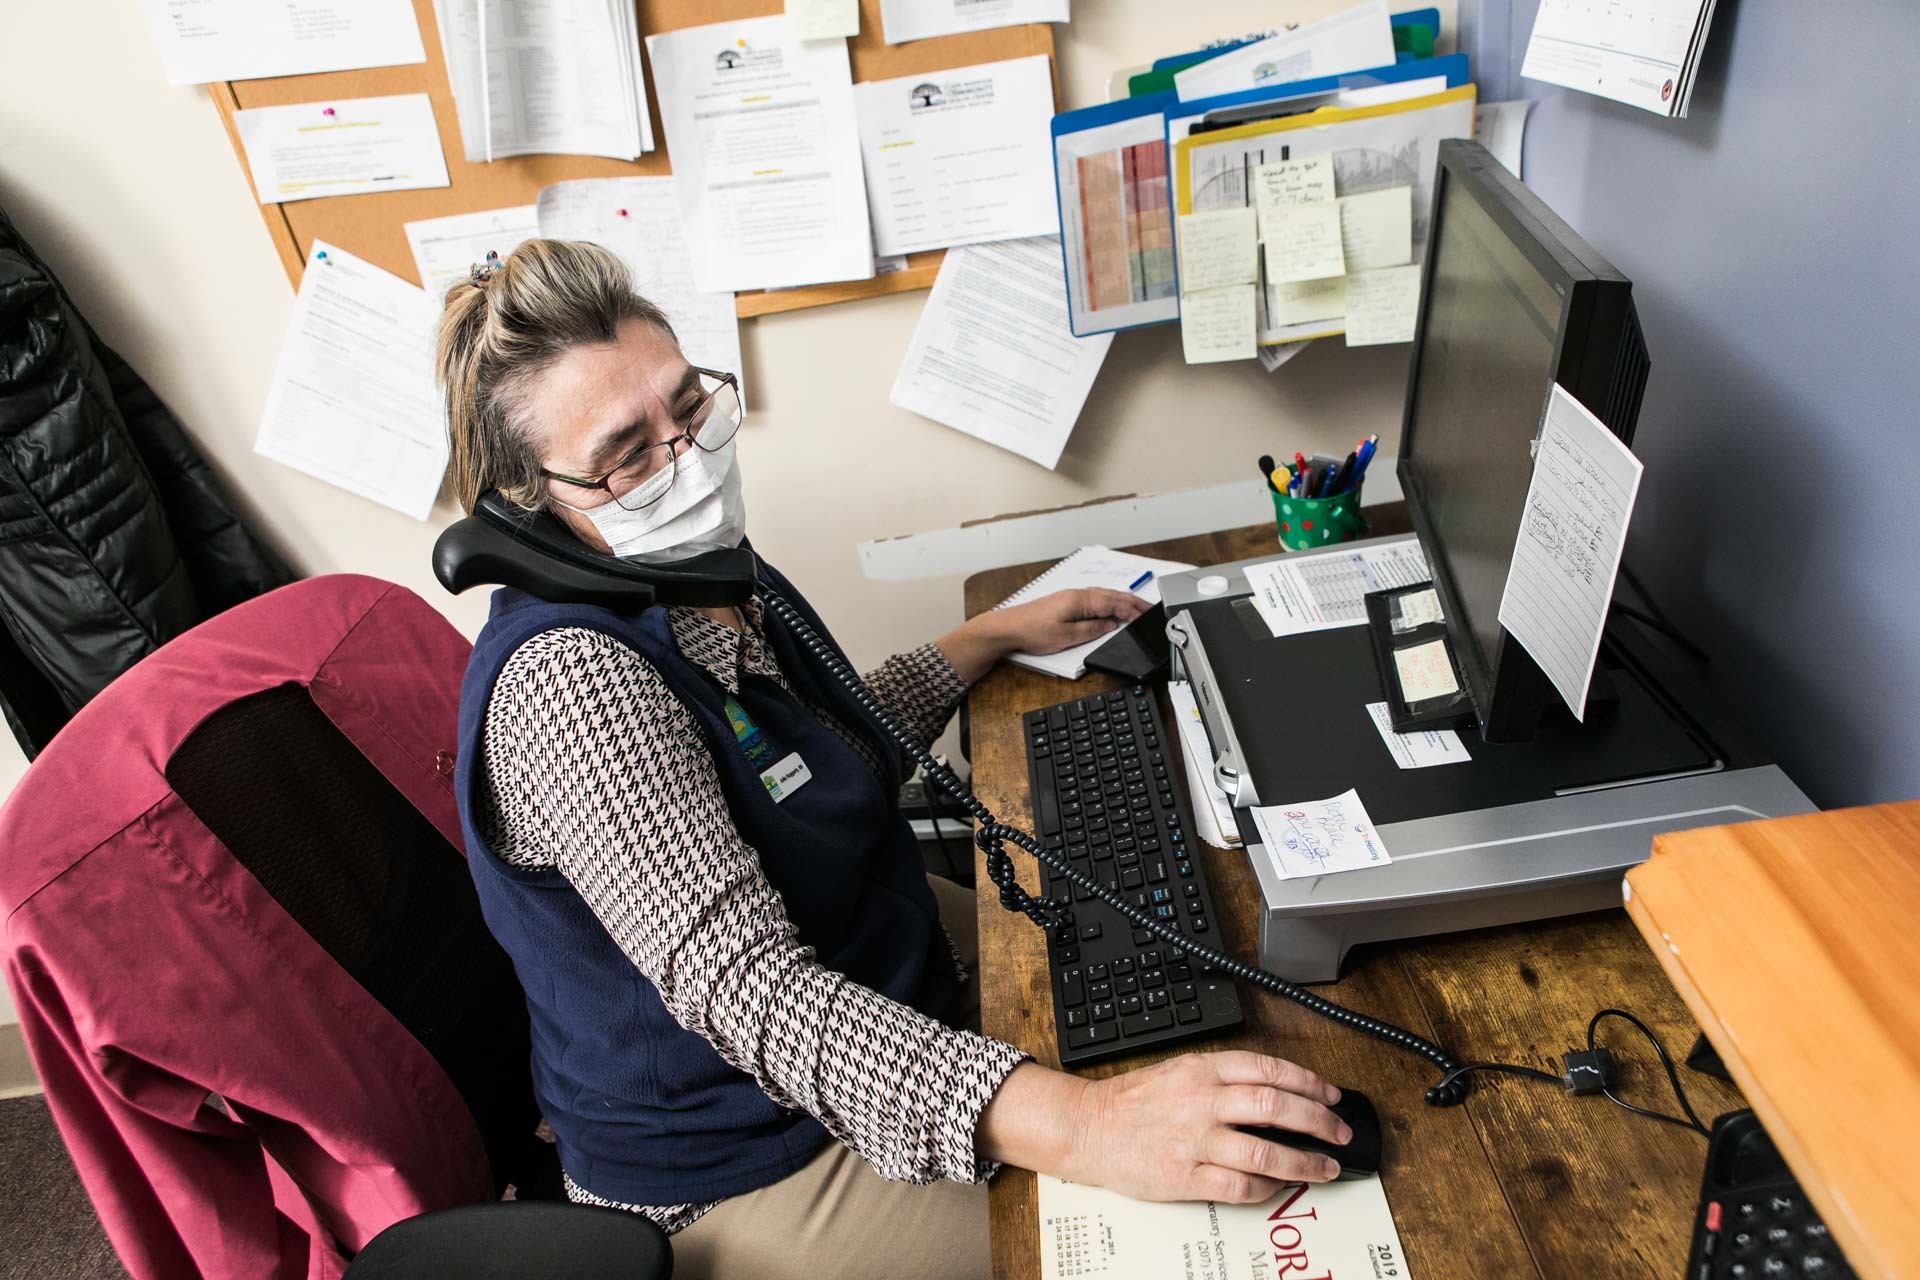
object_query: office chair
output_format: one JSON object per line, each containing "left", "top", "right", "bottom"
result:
{"left": 0, "top": 576, "right": 669, "bottom": 1279}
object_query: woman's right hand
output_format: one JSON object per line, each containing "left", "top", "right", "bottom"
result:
{"left": 978, "top": 1052, "right": 1350, "bottom": 1204}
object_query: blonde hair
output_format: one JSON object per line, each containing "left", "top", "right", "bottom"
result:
{"left": 434, "top": 238, "right": 674, "bottom": 514}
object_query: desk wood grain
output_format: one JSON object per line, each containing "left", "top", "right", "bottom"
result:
{"left": 963, "top": 518, "right": 1742, "bottom": 1280}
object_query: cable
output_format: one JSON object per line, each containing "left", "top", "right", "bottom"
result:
{"left": 761, "top": 588, "right": 1473, "bottom": 1105}
{"left": 1431, "top": 1061, "right": 1566, "bottom": 1094}
{"left": 1616, "top": 565, "right": 1708, "bottom": 664}
{"left": 1587, "top": 1008, "right": 1711, "bottom": 1138}
{"left": 1610, "top": 602, "right": 1710, "bottom": 665}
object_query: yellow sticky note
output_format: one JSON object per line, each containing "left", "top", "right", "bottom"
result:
{"left": 1338, "top": 187, "right": 1413, "bottom": 271}
{"left": 786, "top": 0, "right": 859, "bottom": 40}
{"left": 1394, "top": 638, "right": 1459, "bottom": 701}
{"left": 1180, "top": 284, "right": 1257, "bottom": 363}
{"left": 1273, "top": 274, "right": 1348, "bottom": 326}
{"left": 1261, "top": 203, "right": 1346, "bottom": 285}
{"left": 1344, "top": 265, "right": 1422, "bottom": 346}
{"left": 1177, "top": 208, "right": 1258, "bottom": 292}
{"left": 1252, "top": 155, "right": 1335, "bottom": 210}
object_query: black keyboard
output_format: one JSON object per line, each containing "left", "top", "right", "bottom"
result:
{"left": 1022, "top": 685, "right": 1243, "bottom": 1065}
{"left": 1687, "top": 1111, "right": 1854, "bottom": 1279}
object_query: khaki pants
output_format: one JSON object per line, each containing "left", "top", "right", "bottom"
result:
{"left": 669, "top": 875, "right": 994, "bottom": 1280}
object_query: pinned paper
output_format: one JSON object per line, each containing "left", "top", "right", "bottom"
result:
{"left": 1393, "top": 637, "right": 1460, "bottom": 701}
{"left": 1344, "top": 265, "right": 1421, "bottom": 346}
{"left": 1180, "top": 284, "right": 1257, "bottom": 363}
{"left": 1337, "top": 187, "right": 1413, "bottom": 271}
{"left": 1250, "top": 789, "right": 1392, "bottom": 880}
{"left": 1253, "top": 155, "right": 1335, "bottom": 211}
{"left": 1274, "top": 275, "right": 1348, "bottom": 326}
{"left": 1365, "top": 702, "right": 1472, "bottom": 769}
{"left": 1262, "top": 203, "right": 1347, "bottom": 284}
{"left": 787, "top": 0, "right": 860, "bottom": 40}
{"left": 1176, "top": 208, "right": 1258, "bottom": 292}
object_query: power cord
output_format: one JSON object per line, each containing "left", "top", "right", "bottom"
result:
{"left": 763, "top": 586, "right": 1712, "bottom": 1130}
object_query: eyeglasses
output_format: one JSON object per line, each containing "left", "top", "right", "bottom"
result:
{"left": 541, "top": 367, "right": 743, "bottom": 512}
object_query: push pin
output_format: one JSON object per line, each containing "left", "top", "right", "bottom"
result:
{"left": 322, "top": 106, "right": 336, "bottom": 118}
{"left": 315, "top": 249, "right": 331, "bottom": 265}
{"left": 616, "top": 208, "right": 629, "bottom": 218}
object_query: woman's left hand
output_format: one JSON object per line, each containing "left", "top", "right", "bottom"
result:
{"left": 997, "top": 588, "right": 1151, "bottom": 656}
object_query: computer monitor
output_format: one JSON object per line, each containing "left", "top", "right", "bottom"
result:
{"left": 1398, "top": 139, "right": 1650, "bottom": 743}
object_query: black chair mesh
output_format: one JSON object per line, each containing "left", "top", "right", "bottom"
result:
{"left": 165, "top": 682, "right": 554, "bottom": 1197}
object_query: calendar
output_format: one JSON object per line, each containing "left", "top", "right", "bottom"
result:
{"left": 1037, "top": 1173, "right": 1409, "bottom": 1280}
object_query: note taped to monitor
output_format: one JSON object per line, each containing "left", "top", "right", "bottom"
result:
{"left": 1251, "top": 789, "right": 1392, "bottom": 880}
{"left": 1038, "top": 1166, "right": 1409, "bottom": 1280}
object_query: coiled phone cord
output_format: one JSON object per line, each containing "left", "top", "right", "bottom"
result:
{"left": 761, "top": 589, "right": 1474, "bottom": 1106}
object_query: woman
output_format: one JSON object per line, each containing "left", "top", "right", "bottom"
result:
{"left": 436, "top": 240, "right": 1353, "bottom": 1279}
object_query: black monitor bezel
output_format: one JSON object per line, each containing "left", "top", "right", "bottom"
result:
{"left": 1398, "top": 139, "right": 1635, "bottom": 740}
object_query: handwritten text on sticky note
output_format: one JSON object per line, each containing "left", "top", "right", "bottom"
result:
{"left": 1250, "top": 788, "right": 1393, "bottom": 879}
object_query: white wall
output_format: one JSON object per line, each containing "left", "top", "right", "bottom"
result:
{"left": 0, "top": 0, "right": 1451, "bottom": 1026}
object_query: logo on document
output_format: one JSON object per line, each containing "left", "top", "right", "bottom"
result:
{"left": 715, "top": 48, "right": 743, "bottom": 70}
{"left": 1660, "top": 78, "right": 1674, "bottom": 101}
{"left": 715, "top": 40, "right": 781, "bottom": 73}
{"left": 907, "top": 76, "right": 995, "bottom": 114}
{"left": 908, "top": 82, "right": 947, "bottom": 110}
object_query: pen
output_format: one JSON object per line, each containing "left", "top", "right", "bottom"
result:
{"left": 1353, "top": 436, "right": 1377, "bottom": 484}
{"left": 1328, "top": 450, "right": 1357, "bottom": 495}
{"left": 1127, "top": 570, "right": 1154, "bottom": 591}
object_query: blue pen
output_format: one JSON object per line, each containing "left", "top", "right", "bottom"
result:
{"left": 1127, "top": 570, "right": 1154, "bottom": 591}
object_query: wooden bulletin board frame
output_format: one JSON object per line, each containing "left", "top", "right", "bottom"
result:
{"left": 209, "top": 0, "right": 1056, "bottom": 319}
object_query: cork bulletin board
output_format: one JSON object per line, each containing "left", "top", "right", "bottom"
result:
{"left": 209, "top": 0, "right": 1056, "bottom": 318}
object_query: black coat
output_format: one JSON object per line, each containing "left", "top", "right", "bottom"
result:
{"left": 0, "top": 204, "right": 293, "bottom": 758}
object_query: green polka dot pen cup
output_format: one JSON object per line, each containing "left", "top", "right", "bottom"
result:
{"left": 1271, "top": 484, "right": 1369, "bottom": 550}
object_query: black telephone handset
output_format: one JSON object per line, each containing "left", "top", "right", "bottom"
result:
{"left": 432, "top": 495, "right": 1472, "bottom": 1105}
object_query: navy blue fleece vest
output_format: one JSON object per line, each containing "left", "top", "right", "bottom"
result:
{"left": 454, "top": 560, "right": 960, "bottom": 1206}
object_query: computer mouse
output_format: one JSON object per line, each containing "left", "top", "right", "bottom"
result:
{"left": 1237, "top": 1088, "right": 1382, "bottom": 1180}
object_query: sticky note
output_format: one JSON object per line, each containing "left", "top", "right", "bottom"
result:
{"left": 1249, "top": 788, "right": 1393, "bottom": 880}
{"left": 1344, "top": 264, "right": 1421, "bottom": 346}
{"left": 1390, "top": 587, "right": 1445, "bottom": 632}
{"left": 1273, "top": 274, "right": 1348, "bottom": 326}
{"left": 786, "top": 0, "right": 859, "bottom": 40}
{"left": 1252, "top": 155, "right": 1335, "bottom": 210}
{"left": 1261, "top": 203, "right": 1346, "bottom": 284}
{"left": 1337, "top": 186, "right": 1413, "bottom": 271}
{"left": 1180, "top": 284, "right": 1257, "bottom": 363}
{"left": 1177, "top": 208, "right": 1258, "bottom": 292}
{"left": 1393, "top": 637, "right": 1459, "bottom": 701}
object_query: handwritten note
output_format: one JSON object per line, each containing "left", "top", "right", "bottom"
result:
{"left": 787, "top": 0, "right": 860, "bottom": 39}
{"left": 1497, "top": 384, "right": 1645, "bottom": 720}
{"left": 1180, "top": 284, "right": 1257, "bottom": 363}
{"left": 1365, "top": 702, "right": 1472, "bottom": 769}
{"left": 1391, "top": 587, "right": 1446, "bottom": 632}
{"left": 1250, "top": 789, "right": 1393, "bottom": 880}
{"left": 1274, "top": 275, "right": 1347, "bottom": 326}
{"left": 1262, "top": 203, "right": 1347, "bottom": 284}
{"left": 1337, "top": 187, "right": 1413, "bottom": 271}
{"left": 1253, "top": 155, "right": 1335, "bottom": 211}
{"left": 1393, "top": 637, "right": 1460, "bottom": 701}
{"left": 1344, "top": 265, "right": 1421, "bottom": 346}
{"left": 1177, "top": 208, "right": 1258, "bottom": 292}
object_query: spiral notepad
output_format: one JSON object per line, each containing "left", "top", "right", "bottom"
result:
{"left": 994, "top": 546, "right": 1193, "bottom": 678}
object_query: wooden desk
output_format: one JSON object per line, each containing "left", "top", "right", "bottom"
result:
{"left": 964, "top": 517, "right": 1745, "bottom": 1280}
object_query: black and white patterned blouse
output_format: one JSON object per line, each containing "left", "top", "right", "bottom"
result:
{"left": 473, "top": 596, "right": 1028, "bottom": 1233}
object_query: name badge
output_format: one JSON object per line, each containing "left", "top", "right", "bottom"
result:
{"left": 760, "top": 752, "right": 813, "bottom": 803}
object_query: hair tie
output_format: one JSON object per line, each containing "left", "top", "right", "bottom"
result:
{"left": 469, "top": 250, "right": 503, "bottom": 288}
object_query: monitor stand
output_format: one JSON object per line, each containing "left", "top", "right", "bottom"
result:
{"left": 1162, "top": 542, "right": 1814, "bottom": 983}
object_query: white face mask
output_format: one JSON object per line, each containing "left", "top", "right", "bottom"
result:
{"left": 564, "top": 436, "right": 747, "bottom": 563}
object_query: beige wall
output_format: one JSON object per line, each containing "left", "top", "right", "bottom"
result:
{"left": 0, "top": 0, "right": 1450, "bottom": 1025}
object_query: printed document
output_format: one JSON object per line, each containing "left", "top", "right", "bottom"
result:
{"left": 234, "top": 94, "right": 449, "bottom": 204}
{"left": 1243, "top": 536, "right": 1431, "bottom": 637}
{"left": 1523, "top": 0, "right": 1718, "bottom": 117}
{"left": 256, "top": 241, "right": 446, "bottom": 521}
{"left": 1173, "top": 0, "right": 1396, "bottom": 102}
{"left": 1169, "top": 681, "right": 1240, "bottom": 847}
{"left": 648, "top": 15, "right": 875, "bottom": 292}
{"left": 141, "top": 0, "right": 424, "bottom": 85}
{"left": 787, "top": 0, "right": 860, "bottom": 41}
{"left": 536, "top": 178, "right": 746, "bottom": 404}
{"left": 404, "top": 205, "right": 538, "bottom": 303}
{"left": 1039, "top": 1172, "right": 1408, "bottom": 1280}
{"left": 1498, "top": 384, "right": 1644, "bottom": 720}
{"left": 879, "top": 0, "right": 1067, "bottom": 46}
{"left": 855, "top": 55, "right": 1058, "bottom": 257}
{"left": 1252, "top": 788, "right": 1393, "bottom": 880}
{"left": 433, "top": 0, "right": 654, "bottom": 162}
{"left": 891, "top": 236, "right": 1112, "bottom": 469}
{"left": 1475, "top": 99, "right": 1534, "bottom": 177}
{"left": 1366, "top": 702, "right": 1471, "bottom": 769}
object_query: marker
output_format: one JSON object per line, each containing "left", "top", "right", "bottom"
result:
{"left": 1127, "top": 570, "right": 1155, "bottom": 591}
{"left": 1256, "top": 454, "right": 1285, "bottom": 494}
